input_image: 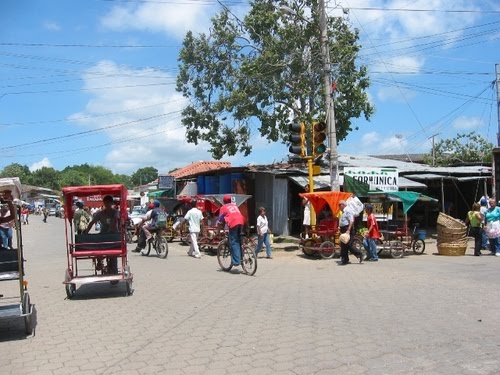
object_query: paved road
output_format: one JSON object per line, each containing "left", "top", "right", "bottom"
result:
{"left": 1, "top": 215, "right": 500, "bottom": 374}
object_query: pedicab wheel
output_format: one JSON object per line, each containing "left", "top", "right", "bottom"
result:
{"left": 352, "top": 237, "right": 366, "bottom": 259}
{"left": 157, "top": 236, "right": 169, "bottom": 259}
{"left": 301, "top": 239, "right": 315, "bottom": 257}
{"left": 412, "top": 239, "right": 425, "bottom": 254}
{"left": 22, "top": 292, "right": 33, "bottom": 335}
{"left": 123, "top": 265, "right": 133, "bottom": 296}
{"left": 241, "top": 245, "right": 257, "bottom": 276}
{"left": 389, "top": 240, "right": 405, "bottom": 258}
{"left": 217, "top": 240, "right": 233, "bottom": 271}
{"left": 126, "top": 231, "right": 133, "bottom": 244}
{"left": 319, "top": 241, "right": 335, "bottom": 259}
{"left": 64, "top": 269, "right": 76, "bottom": 299}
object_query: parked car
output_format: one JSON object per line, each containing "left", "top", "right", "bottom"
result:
{"left": 48, "top": 207, "right": 57, "bottom": 216}
{"left": 129, "top": 205, "right": 148, "bottom": 226}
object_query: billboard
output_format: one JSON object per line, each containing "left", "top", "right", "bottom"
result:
{"left": 344, "top": 167, "right": 398, "bottom": 192}
{"left": 158, "top": 175, "right": 175, "bottom": 190}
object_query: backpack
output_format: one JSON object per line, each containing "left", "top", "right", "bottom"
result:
{"left": 156, "top": 211, "right": 168, "bottom": 228}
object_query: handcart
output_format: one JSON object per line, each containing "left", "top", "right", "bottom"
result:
{"left": 62, "top": 184, "right": 133, "bottom": 298}
{"left": 0, "top": 177, "right": 34, "bottom": 335}
{"left": 298, "top": 191, "right": 358, "bottom": 259}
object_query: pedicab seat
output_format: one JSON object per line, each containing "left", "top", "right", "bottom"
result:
{"left": 73, "top": 233, "right": 123, "bottom": 257}
{"left": 0, "top": 249, "right": 19, "bottom": 275}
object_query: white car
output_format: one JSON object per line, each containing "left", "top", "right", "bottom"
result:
{"left": 129, "top": 206, "right": 148, "bottom": 226}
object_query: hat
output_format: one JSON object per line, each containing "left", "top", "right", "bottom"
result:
{"left": 480, "top": 197, "right": 487, "bottom": 205}
{"left": 223, "top": 195, "right": 232, "bottom": 203}
{"left": 148, "top": 202, "right": 155, "bottom": 209}
{"left": 339, "top": 233, "right": 350, "bottom": 244}
{"left": 339, "top": 200, "right": 347, "bottom": 206}
{"left": 153, "top": 200, "right": 161, "bottom": 207}
{"left": 364, "top": 204, "right": 373, "bottom": 211}
{"left": 75, "top": 201, "right": 84, "bottom": 208}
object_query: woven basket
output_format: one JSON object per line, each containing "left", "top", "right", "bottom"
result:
{"left": 437, "top": 212, "right": 467, "bottom": 229}
{"left": 437, "top": 243, "right": 467, "bottom": 256}
{"left": 437, "top": 237, "right": 468, "bottom": 246}
{"left": 437, "top": 225, "right": 467, "bottom": 236}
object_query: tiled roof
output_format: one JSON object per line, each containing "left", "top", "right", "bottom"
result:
{"left": 170, "top": 161, "right": 231, "bottom": 178}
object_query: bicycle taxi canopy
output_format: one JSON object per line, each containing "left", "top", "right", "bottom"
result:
{"left": 62, "top": 184, "right": 128, "bottom": 222}
{"left": 366, "top": 191, "right": 437, "bottom": 215}
{"left": 298, "top": 191, "right": 353, "bottom": 215}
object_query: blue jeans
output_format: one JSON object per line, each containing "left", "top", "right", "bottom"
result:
{"left": 255, "top": 233, "right": 272, "bottom": 257}
{"left": 481, "top": 230, "right": 489, "bottom": 249}
{"left": 0, "top": 227, "right": 11, "bottom": 249}
{"left": 228, "top": 225, "right": 242, "bottom": 266}
{"left": 489, "top": 237, "right": 500, "bottom": 254}
{"left": 363, "top": 237, "right": 378, "bottom": 260}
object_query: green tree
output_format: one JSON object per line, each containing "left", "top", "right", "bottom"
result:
{"left": 58, "top": 169, "right": 88, "bottom": 187}
{"left": 30, "top": 167, "right": 60, "bottom": 190}
{"left": 0, "top": 163, "right": 32, "bottom": 183}
{"left": 131, "top": 167, "right": 158, "bottom": 186}
{"left": 176, "top": 0, "right": 373, "bottom": 159}
{"left": 424, "top": 132, "right": 493, "bottom": 166}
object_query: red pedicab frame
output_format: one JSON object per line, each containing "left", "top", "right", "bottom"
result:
{"left": 298, "top": 191, "right": 355, "bottom": 258}
{"left": 62, "top": 184, "right": 133, "bottom": 298}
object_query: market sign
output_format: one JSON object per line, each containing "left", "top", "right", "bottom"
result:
{"left": 344, "top": 167, "right": 398, "bottom": 192}
{"left": 158, "top": 175, "right": 175, "bottom": 190}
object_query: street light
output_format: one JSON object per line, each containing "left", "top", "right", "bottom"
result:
{"left": 280, "top": 1, "right": 339, "bottom": 191}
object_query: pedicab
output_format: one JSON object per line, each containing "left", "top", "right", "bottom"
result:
{"left": 62, "top": 184, "right": 133, "bottom": 298}
{"left": 298, "top": 191, "right": 365, "bottom": 259}
{"left": 0, "top": 177, "right": 34, "bottom": 334}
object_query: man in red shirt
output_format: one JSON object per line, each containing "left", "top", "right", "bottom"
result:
{"left": 363, "top": 204, "right": 381, "bottom": 261}
{"left": 217, "top": 195, "right": 245, "bottom": 268}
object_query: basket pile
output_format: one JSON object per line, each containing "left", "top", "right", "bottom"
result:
{"left": 436, "top": 212, "right": 468, "bottom": 256}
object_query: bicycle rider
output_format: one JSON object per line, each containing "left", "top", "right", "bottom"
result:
{"left": 217, "top": 195, "right": 245, "bottom": 269}
{"left": 133, "top": 200, "right": 161, "bottom": 253}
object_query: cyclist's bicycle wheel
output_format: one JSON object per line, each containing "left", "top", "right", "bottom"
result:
{"left": 156, "top": 236, "right": 169, "bottom": 259}
{"left": 412, "top": 239, "right": 425, "bottom": 254}
{"left": 217, "top": 240, "right": 233, "bottom": 271}
{"left": 241, "top": 245, "right": 257, "bottom": 276}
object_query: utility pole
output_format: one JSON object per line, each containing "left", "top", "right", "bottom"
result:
{"left": 428, "top": 133, "right": 440, "bottom": 167}
{"left": 318, "top": 0, "right": 339, "bottom": 191}
{"left": 496, "top": 64, "right": 500, "bottom": 146}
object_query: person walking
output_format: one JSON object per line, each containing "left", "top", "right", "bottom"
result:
{"left": 338, "top": 200, "right": 364, "bottom": 265}
{"left": 42, "top": 206, "right": 48, "bottom": 223}
{"left": 217, "top": 195, "right": 245, "bottom": 269}
{"left": 479, "top": 197, "right": 489, "bottom": 250}
{"left": 484, "top": 198, "right": 500, "bottom": 256}
{"left": 302, "top": 184, "right": 312, "bottom": 239}
{"left": 255, "top": 207, "right": 272, "bottom": 259}
{"left": 21, "top": 205, "right": 29, "bottom": 225}
{"left": 363, "top": 204, "right": 380, "bottom": 262}
{"left": 184, "top": 200, "right": 204, "bottom": 258}
{"left": 465, "top": 202, "right": 483, "bottom": 256}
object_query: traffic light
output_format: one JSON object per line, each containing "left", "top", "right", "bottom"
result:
{"left": 312, "top": 121, "right": 327, "bottom": 157}
{"left": 288, "top": 120, "right": 306, "bottom": 157}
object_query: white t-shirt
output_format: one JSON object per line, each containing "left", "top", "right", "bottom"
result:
{"left": 256, "top": 214, "right": 269, "bottom": 235}
{"left": 184, "top": 207, "right": 203, "bottom": 233}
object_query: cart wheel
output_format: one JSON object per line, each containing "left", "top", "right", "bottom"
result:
{"left": 22, "top": 292, "right": 33, "bottom": 335}
{"left": 217, "top": 240, "right": 233, "bottom": 271}
{"left": 126, "top": 230, "right": 133, "bottom": 244}
{"left": 352, "top": 237, "right": 366, "bottom": 259}
{"left": 241, "top": 245, "right": 257, "bottom": 276}
{"left": 301, "top": 239, "right": 316, "bottom": 257}
{"left": 389, "top": 240, "right": 405, "bottom": 258}
{"left": 412, "top": 239, "right": 425, "bottom": 254}
{"left": 320, "top": 241, "right": 335, "bottom": 259}
{"left": 157, "top": 236, "right": 169, "bottom": 259}
{"left": 64, "top": 269, "right": 76, "bottom": 299}
{"left": 125, "top": 281, "right": 133, "bottom": 296}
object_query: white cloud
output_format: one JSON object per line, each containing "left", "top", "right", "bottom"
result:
{"left": 70, "top": 60, "right": 215, "bottom": 174}
{"left": 377, "top": 86, "right": 416, "bottom": 102}
{"left": 30, "top": 157, "right": 52, "bottom": 171}
{"left": 452, "top": 116, "right": 482, "bottom": 130}
{"left": 43, "top": 21, "right": 61, "bottom": 31}
{"left": 100, "top": 2, "right": 215, "bottom": 39}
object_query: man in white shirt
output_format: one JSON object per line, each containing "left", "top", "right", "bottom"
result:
{"left": 184, "top": 200, "right": 204, "bottom": 258}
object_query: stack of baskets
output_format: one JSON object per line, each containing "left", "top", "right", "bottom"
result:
{"left": 436, "top": 212, "right": 468, "bottom": 256}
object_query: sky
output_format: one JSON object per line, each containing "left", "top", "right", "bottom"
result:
{"left": 0, "top": 0, "right": 499, "bottom": 176}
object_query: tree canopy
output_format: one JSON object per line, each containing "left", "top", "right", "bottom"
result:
{"left": 424, "top": 132, "right": 493, "bottom": 166}
{"left": 176, "top": 0, "right": 373, "bottom": 159}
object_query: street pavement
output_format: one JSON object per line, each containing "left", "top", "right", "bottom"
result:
{"left": 1, "top": 215, "right": 500, "bottom": 374}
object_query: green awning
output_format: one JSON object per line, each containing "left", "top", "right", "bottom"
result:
{"left": 344, "top": 174, "right": 381, "bottom": 197}
{"left": 148, "top": 189, "right": 174, "bottom": 198}
{"left": 367, "top": 191, "right": 437, "bottom": 214}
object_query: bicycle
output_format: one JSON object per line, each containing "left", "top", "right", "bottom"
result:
{"left": 217, "top": 230, "right": 257, "bottom": 276}
{"left": 140, "top": 228, "right": 169, "bottom": 259}
{"left": 352, "top": 234, "right": 405, "bottom": 259}
{"left": 395, "top": 224, "right": 425, "bottom": 254}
